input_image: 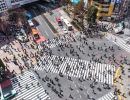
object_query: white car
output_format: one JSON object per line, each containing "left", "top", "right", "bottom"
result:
{"left": 28, "top": 20, "right": 34, "bottom": 27}
{"left": 62, "top": 28, "right": 68, "bottom": 34}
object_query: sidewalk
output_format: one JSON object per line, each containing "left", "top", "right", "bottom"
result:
{"left": 105, "top": 32, "right": 130, "bottom": 54}
{"left": 114, "top": 65, "right": 130, "bottom": 100}
{"left": 121, "top": 64, "right": 130, "bottom": 99}
{"left": 0, "top": 35, "right": 38, "bottom": 74}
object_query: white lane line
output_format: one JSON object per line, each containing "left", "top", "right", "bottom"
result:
{"left": 40, "top": 15, "right": 55, "bottom": 35}
{"left": 44, "top": 30, "right": 49, "bottom": 36}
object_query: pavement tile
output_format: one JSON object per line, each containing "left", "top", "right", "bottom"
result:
{"left": 0, "top": 35, "right": 38, "bottom": 74}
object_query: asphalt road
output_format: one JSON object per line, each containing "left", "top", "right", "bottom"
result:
{"left": 31, "top": 33, "right": 126, "bottom": 100}
{"left": 33, "top": 69, "right": 112, "bottom": 100}
{"left": 31, "top": 8, "right": 56, "bottom": 40}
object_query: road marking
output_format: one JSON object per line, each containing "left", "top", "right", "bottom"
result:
{"left": 124, "top": 37, "right": 130, "bottom": 41}
{"left": 33, "top": 8, "right": 56, "bottom": 36}
{"left": 44, "top": 30, "right": 49, "bottom": 36}
{"left": 41, "top": 14, "right": 56, "bottom": 36}
{"left": 36, "top": 16, "right": 42, "bottom": 25}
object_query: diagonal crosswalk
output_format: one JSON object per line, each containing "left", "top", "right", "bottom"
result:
{"left": 98, "top": 91, "right": 116, "bottom": 100}
{"left": 11, "top": 71, "right": 50, "bottom": 100}
{"left": 33, "top": 55, "right": 115, "bottom": 85}
{"left": 106, "top": 33, "right": 130, "bottom": 54}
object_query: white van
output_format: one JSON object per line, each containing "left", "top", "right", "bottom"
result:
{"left": 113, "top": 22, "right": 124, "bottom": 33}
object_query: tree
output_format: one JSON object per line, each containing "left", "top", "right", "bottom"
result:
{"left": 73, "top": 0, "right": 84, "bottom": 16}
{"left": 86, "top": 6, "right": 98, "bottom": 24}
{"left": 73, "top": 0, "right": 85, "bottom": 29}
{"left": 64, "top": 0, "right": 71, "bottom": 11}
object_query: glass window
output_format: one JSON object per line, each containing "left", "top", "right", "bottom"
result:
{"left": 93, "top": 0, "right": 111, "bottom": 4}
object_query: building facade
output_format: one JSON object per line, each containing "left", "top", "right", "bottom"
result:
{"left": 7, "top": 0, "right": 38, "bottom": 9}
{"left": 0, "top": 0, "right": 38, "bottom": 13}
{"left": 91, "top": 0, "right": 116, "bottom": 17}
{"left": 113, "top": 0, "right": 129, "bottom": 19}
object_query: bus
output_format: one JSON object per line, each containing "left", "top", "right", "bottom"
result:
{"left": 62, "top": 18, "right": 73, "bottom": 31}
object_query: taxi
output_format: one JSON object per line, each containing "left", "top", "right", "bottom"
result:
{"left": 31, "top": 27, "right": 45, "bottom": 44}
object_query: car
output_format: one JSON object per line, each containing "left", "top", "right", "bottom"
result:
{"left": 56, "top": 17, "right": 62, "bottom": 26}
{"left": 32, "top": 19, "right": 39, "bottom": 26}
{"left": 128, "top": 68, "right": 130, "bottom": 72}
{"left": 24, "top": 11, "right": 33, "bottom": 20}
{"left": 113, "top": 22, "right": 125, "bottom": 33}
{"left": 28, "top": 20, "right": 34, "bottom": 27}
{"left": 62, "top": 28, "right": 68, "bottom": 34}
{"left": 31, "top": 28, "right": 46, "bottom": 44}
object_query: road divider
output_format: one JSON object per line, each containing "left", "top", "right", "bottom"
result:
{"left": 42, "top": 14, "right": 58, "bottom": 34}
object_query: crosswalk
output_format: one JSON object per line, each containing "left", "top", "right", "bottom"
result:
{"left": 106, "top": 33, "right": 130, "bottom": 54}
{"left": 98, "top": 91, "right": 116, "bottom": 100}
{"left": 42, "top": 33, "right": 77, "bottom": 48}
{"left": 11, "top": 71, "right": 50, "bottom": 100}
{"left": 33, "top": 55, "right": 115, "bottom": 85}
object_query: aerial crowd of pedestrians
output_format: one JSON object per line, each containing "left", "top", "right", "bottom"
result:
{"left": 0, "top": 27, "right": 128, "bottom": 99}
{"left": 32, "top": 31, "right": 128, "bottom": 99}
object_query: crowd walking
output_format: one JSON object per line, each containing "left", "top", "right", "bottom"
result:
{"left": 0, "top": 30, "right": 129, "bottom": 100}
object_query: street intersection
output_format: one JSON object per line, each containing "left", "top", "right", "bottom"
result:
{"left": 1, "top": 4, "right": 130, "bottom": 100}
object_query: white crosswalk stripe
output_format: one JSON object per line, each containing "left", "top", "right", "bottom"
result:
{"left": 98, "top": 91, "right": 115, "bottom": 100}
{"left": 11, "top": 71, "right": 50, "bottom": 100}
{"left": 106, "top": 33, "right": 130, "bottom": 53}
{"left": 43, "top": 33, "right": 77, "bottom": 48}
{"left": 33, "top": 55, "right": 115, "bottom": 85}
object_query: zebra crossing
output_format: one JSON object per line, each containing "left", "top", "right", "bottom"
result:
{"left": 33, "top": 55, "right": 115, "bottom": 85}
{"left": 106, "top": 33, "right": 130, "bottom": 54}
{"left": 42, "top": 33, "right": 77, "bottom": 48}
{"left": 98, "top": 91, "right": 115, "bottom": 100}
{"left": 11, "top": 71, "right": 50, "bottom": 100}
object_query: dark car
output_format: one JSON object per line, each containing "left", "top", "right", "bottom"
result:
{"left": 32, "top": 19, "right": 39, "bottom": 26}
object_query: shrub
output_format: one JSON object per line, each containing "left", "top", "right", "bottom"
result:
{"left": 71, "top": 21, "right": 82, "bottom": 31}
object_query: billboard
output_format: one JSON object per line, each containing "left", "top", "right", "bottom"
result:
{"left": 71, "top": 0, "right": 80, "bottom": 5}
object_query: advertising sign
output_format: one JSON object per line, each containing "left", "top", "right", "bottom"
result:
{"left": 71, "top": 0, "right": 80, "bottom": 5}
{"left": 116, "top": 0, "right": 122, "bottom": 3}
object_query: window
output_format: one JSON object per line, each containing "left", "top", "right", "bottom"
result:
{"left": 93, "top": 0, "right": 111, "bottom": 4}
{"left": 100, "top": 10, "right": 109, "bottom": 13}
{"left": 102, "top": 5, "right": 110, "bottom": 8}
